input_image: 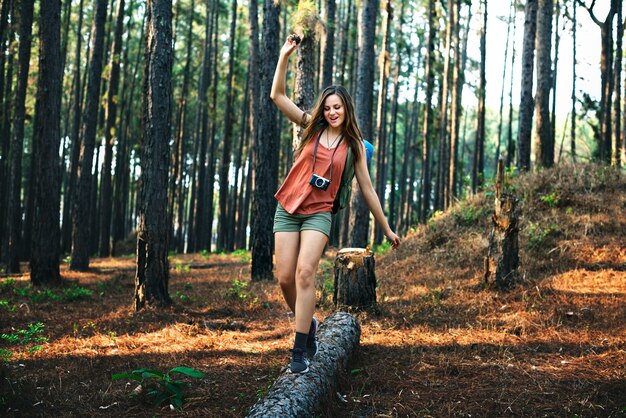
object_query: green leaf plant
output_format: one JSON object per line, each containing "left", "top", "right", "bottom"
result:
{"left": 112, "top": 366, "right": 205, "bottom": 409}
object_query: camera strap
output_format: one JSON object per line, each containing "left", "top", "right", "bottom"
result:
{"left": 311, "top": 130, "right": 344, "bottom": 182}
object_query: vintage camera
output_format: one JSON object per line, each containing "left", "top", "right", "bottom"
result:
{"left": 309, "top": 174, "right": 330, "bottom": 191}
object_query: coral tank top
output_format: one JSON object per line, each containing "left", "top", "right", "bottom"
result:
{"left": 275, "top": 133, "right": 349, "bottom": 214}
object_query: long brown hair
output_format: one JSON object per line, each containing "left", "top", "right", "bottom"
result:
{"left": 296, "top": 85, "right": 363, "bottom": 162}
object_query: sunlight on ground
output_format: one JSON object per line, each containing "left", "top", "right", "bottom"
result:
{"left": 551, "top": 269, "right": 626, "bottom": 294}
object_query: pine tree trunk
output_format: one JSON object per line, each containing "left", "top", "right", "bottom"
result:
{"left": 292, "top": 13, "right": 316, "bottom": 150}
{"left": 420, "top": 0, "right": 435, "bottom": 222}
{"left": 99, "top": 0, "right": 126, "bottom": 257}
{"left": 506, "top": 0, "right": 518, "bottom": 168}
{"left": 373, "top": 0, "right": 392, "bottom": 245}
{"left": 613, "top": 0, "right": 623, "bottom": 167}
{"left": 349, "top": 0, "right": 378, "bottom": 247}
{"left": 436, "top": 0, "right": 454, "bottom": 211}
{"left": 62, "top": 0, "right": 85, "bottom": 254}
{"left": 217, "top": 0, "right": 238, "bottom": 253}
{"left": 30, "top": 0, "right": 62, "bottom": 285}
{"left": 134, "top": 0, "right": 173, "bottom": 310}
{"left": 570, "top": 0, "right": 577, "bottom": 163}
{"left": 70, "top": 0, "right": 107, "bottom": 271}
{"left": 471, "top": 0, "right": 487, "bottom": 194}
{"left": 320, "top": 0, "right": 336, "bottom": 90}
{"left": 251, "top": 0, "right": 280, "bottom": 281}
{"left": 534, "top": 0, "right": 554, "bottom": 168}
{"left": 112, "top": 0, "right": 140, "bottom": 253}
{"left": 449, "top": 0, "right": 464, "bottom": 206}
{"left": 517, "top": 0, "right": 537, "bottom": 172}
{"left": 0, "top": 0, "right": 12, "bottom": 262}
{"left": 6, "top": 0, "right": 34, "bottom": 274}
{"left": 495, "top": 0, "right": 514, "bottom": 169}
{"left": 186, "top": 0, "right": 213, "bottom": 253}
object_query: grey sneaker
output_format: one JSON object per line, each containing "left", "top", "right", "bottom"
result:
{"left": 307, "top": 317, "right": 319, "bottom": 358}
{"left": 290, "top": 348, "right": 309, "bottom": 374}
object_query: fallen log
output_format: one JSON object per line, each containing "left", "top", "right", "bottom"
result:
{"left": 246, "top": 312, "right": 361, "bottom": 417}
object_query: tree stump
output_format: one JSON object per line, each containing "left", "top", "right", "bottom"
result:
{"left": 333, "top": 248, "right": 377, "bottom": 311}
{"left": 246, "top": 312, "right": 360, "bottom": 417}
{"left": 486, "top": 158, "right": 520, "bottom": 289}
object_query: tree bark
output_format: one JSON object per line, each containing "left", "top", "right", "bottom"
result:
{"left": 471, "top": 0, "right": 487, "bottom": 194}
{"left": 292, "top": 7, "right": 316, "bottom": 150}
{"left": 320, "top": 0, "right": 336, "bottom": 90}
{"left": 570, "top": 0, "right": 577, "bottom": 163}
{"left": 334, "top": 248, "right": 377, "bottom": 311}
{"left": 420, "top": 0, "right": 435, "bottom": 222}
{"left": 134, "top": 0, "right": 173, "bottom": 310}
{"left": 486, "top": 159, "right": 520, "bottom": 290}
{"left": 70, "top": 0, "right": 108, "bottom": 270}
{"left": 62, "top": 0, "right": 85, "bottom": 254}
{"left": 99, "top": 0, "right": 126, "bottom": 257}
{"left": 517, "top": 0, "right": 537, "bottom": 172}
{"left": 251, "top": 0, "right": 280, "bottom": 281}
{"left": 6, "top": 0, "right": 34, "bottom": 273}
{"left": 373, "top": 0, "right": 392, "bottom": 245}
{"left": 217, "top": 0, "right": 238, "bottom": 253}
{"left": 247, "top": 312, "right": 361, "bottom": 417}
{"left": 534, "top": 0, "right": 554, "bottom": 168}
{"left": 348, "top": 0, "right": 378, "bottom": 247}
{"left": 613, "top": 0, "right": 623, "bottom": 167}
{"left": 30, "top": 0, "right": 63, "bottom": 285}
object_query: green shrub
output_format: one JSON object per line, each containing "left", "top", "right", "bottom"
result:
{"left": 112, "top": 366, "right": 205, "bottom": 409}
{"left": 62, "top": 285, "right": 93, "bottom": 301}
{"left": 227, "top": 279, "right": 248, "bottom": 300}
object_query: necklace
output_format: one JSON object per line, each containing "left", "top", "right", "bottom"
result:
{"left": 325, "top": 130, "right": 342, "bottom": 150}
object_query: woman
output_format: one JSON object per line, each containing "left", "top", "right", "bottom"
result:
{"left": 270, "top": 34, "right": 401, "bottom": 374}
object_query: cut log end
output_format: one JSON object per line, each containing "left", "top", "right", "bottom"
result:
{"left": 246, "top": 312, "right": 361, "bottom": 417}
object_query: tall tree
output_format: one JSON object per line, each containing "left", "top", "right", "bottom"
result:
{"left": 373, "top": 0, "right": 392, "bottom": 244}
{"left": 171, "top": 0, "right": 194, "bottom": 253}
{"left": 0, "top": 0, "right": 13, "bottom": 261}
{"left": 534, "top": 0, "right": 554, "bottom": 168}
{"left": 70, "top": 0, "right": 108, "bottom": 270}
{"left": 495, "top": 0, "right": 515, "bottom": 169}
{"left": 577, "top": 0, "right": 617, "bottom": 163}
{"left": 251, "top": 0, "right": 280, "bottom": 281}
{"left": 292, "top": 2, "right": 317, "bottom": 149}
{"left": 472, "top": 0, "right": 487, "bottom": 193}
{"left": 217, "top": 0, "right": 238, "bottom": 252}
{"left": 99, "top": 0, "right": 126, "bottom": 257}
{"left": 134, "top": 0, "right": 173, "bottom": 310}
{"left": 517, "top": 0, "right": 538, "bottom": 171}
{"left": 420, "top": 0, "right": 435, "bottom": 221}
{"left": 320, "top": 0, "right": 336, "bottom": 90}
{"left": 506, "top": 0, "right": 518, "bottom": 168}
{"left": 435, "top": 0, "right": 454, "bottom": 211}
{"left": 62, "top": 0, "right": 85, "bottom": 253}
{"left": 570, "top": 0, "right": 577, "bottom": 162}
{"left": 30, "top": 0, "right": 63, "bottom": 285}
{"left": 613, "top": 0, "right": 623, "bottom": 167}
{"left": 348, "top": 0, "right": 378, "bottom": 246}
{"left": 6, "top": 0, "right": 34, "bottom": 273}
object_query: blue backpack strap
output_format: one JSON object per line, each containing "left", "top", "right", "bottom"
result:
{"left": 333, "top": 139, "right": 373, "bottom": 213}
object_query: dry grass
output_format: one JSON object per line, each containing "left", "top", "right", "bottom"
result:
{"left": 1, "top": 163, "right": 625, "bottom": 417}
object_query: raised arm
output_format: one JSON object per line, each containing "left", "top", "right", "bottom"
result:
{"left": 270, "top": 35, "right": 310, "bottom": 126}
{"left": 353, "top": 142, "right": 401, "bottom": 249}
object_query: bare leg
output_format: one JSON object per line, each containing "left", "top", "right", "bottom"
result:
{"left": 294, "top": 230, "right": 328, "bottom": 334}
{"left": 274, "top": 232, "right": 300, "bottom": 312}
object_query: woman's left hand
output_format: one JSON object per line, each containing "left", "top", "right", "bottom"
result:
{"left": 386, "top": 231, "right": 401, "bottom": 249}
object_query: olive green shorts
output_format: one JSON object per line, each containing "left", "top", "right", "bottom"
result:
{"left": 273, "top": 203, "right": 332, "bottom": 237}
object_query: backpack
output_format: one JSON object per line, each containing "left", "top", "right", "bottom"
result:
{"left": 332, "top": 139, "right": 373, "bottom": 214}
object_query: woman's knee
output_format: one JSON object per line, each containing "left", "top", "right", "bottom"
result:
{"left": 295, "top": 264, "right": 316, "bottom": 288}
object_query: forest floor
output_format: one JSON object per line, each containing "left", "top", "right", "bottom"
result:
{"left": 1, "top": 163, "right": 625, "bottom": 417}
